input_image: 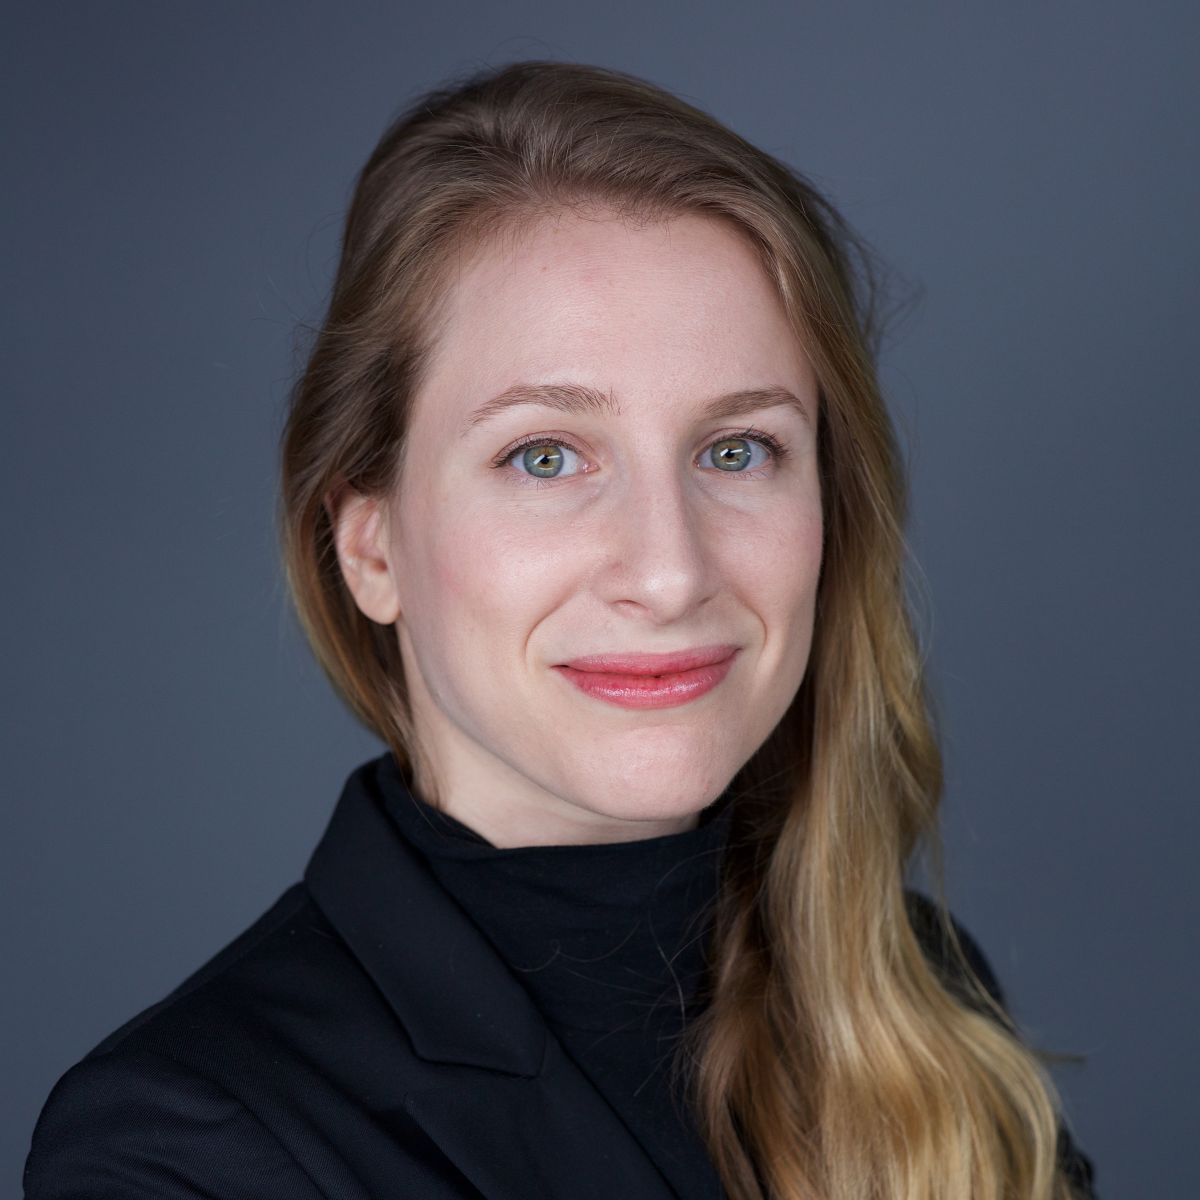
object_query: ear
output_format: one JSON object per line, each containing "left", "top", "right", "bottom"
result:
{"left": 326, "top": 482, "right": 402, "bottom": 626}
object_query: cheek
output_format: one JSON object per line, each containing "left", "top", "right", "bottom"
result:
{"left": 746, "top": 508, "right": 823, "bottom": 695}
{"left": 405, "top": 491, "right": 576, "bottom": 643}
{"left": 794, "top": 509, "right": 825, "bottom": 596}
{"left": 731, "top": 501, "right": 823, "bottom": 606}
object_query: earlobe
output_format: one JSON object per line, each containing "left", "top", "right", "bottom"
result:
{"left": 326, "top": 483, "right": 402, "bottom": 626}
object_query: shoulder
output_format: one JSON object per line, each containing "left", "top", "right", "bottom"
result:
{"left": 78, "top": 883, "right": 323, "bottom": 1058}
{"left": 54, "top": 881, "right": 385, "bottom": 1079}
{"left": 903, "top": 890, "right": 1098, "bottom": 1198}
{"left": 24, "top": 883, "right": 429, "bottom": 1197}
{"left": 24, "top": 1047, "right": 325, "bottom": 1198}
{"left": 903, "top": 888, "right": 1008, "bottom": 1014}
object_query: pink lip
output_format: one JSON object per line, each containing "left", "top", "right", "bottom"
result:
{"left": 559, "top": 644, "right": 739, "bottom": 675}
{"left": 553, "top": 645, "right": 739, "bottom": 711}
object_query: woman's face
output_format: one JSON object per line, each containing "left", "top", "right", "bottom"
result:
{"left": 335, "top": 208, "right": 824, "bottom": 846}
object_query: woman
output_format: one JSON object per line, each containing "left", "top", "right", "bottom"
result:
{"left": 25, "top": 61, "right": 1095, "bottom": 1199}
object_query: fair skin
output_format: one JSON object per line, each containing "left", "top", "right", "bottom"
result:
{"left": 333, "top": 206, "right": 824, "bottom": 847}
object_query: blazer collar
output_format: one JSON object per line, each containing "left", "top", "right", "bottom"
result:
{"left": 302, "top": 755, "right": 681, "bottom": 1200}
{"left": 303, "top": 754, "right": 547, "bottom": 1076}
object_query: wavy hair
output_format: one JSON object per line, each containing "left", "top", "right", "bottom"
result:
{"left": 279, "top": 60, "right": 1083, "bottom": 1200}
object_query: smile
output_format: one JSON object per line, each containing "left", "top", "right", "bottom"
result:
{"left": 552, "top": 650, "right": 739, "bottom": 710}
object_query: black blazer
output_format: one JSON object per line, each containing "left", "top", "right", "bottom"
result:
{"left": 25, "top": 757, "right": 1095, "bottom": 1198}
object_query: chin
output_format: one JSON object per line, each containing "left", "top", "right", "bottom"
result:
{"left": 568, "top": 761, "right": 736, "bottom": 826}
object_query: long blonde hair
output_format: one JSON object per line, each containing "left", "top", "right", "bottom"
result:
{"left": 279, "top": 60, "right": 1084, "bottom": 1199}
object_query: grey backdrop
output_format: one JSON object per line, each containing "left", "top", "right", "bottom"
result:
{"left": 5, "top": 3, "right": 1196, "bottom": 1195}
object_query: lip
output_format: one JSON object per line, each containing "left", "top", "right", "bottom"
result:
{"left": 553, "top": 645, "right": 739, "bottom": 711}
{"left": 558, "top": 644, "right": 740, "bottom": 675}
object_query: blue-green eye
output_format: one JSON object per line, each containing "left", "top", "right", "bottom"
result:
{"left": 512, "top": 441, "right": 583, "bottom": 479}
{"left": 495, "top": 428, "right": 788, "bottom": 484}
{"left": 706, "top": 436, "right": 771, "bottom": 472}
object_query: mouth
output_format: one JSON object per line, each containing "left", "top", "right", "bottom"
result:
{"left": 552, "top": 645, "right": 740, "bottom": 710}
{"left": 557, "top": 644, "right": 739, "bottom": 676}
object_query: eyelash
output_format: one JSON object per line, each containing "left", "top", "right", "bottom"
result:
{"left": 491, "top": 426, "right": 790, "bottom": 485}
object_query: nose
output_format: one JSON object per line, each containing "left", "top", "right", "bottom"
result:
{"left": 597, "top": 463, "right": 721, "bottom": 624}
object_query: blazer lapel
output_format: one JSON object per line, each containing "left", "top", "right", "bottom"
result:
{"left": 403, "top": 1042, "right": 678, "bottom": 1200}
{"left": 304, "top": 756, "right": 677, "bottom": 1200}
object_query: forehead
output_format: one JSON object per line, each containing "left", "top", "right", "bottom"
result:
{"left": 415, "top": 207, "right": 814, "bottom": 428}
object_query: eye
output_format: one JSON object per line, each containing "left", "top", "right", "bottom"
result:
{"left": 700, "top": 433, "right": 782, "bottom": 475}
{"left": 498, "top": 438, "right": 587, "bottom": 481}
{"left": 492, "top": 427, "right": 789, "bottom": 484}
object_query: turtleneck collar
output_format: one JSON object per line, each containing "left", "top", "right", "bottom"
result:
{"left": 375, "top": 753, "right": 733, "bottom": 1035}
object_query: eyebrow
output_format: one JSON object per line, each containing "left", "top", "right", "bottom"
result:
{"left": 459, "top": 381, "right": 813, "bottom": 437}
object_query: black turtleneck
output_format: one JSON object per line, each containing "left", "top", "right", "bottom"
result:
{"left": 377, "top": 755, "right": 732, "bottom": 1200}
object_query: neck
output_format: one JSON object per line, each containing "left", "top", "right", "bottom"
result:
{"left": 409, "top": 756, "right": 709, "bottom": 849}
